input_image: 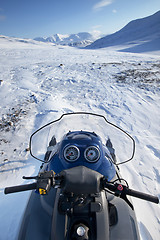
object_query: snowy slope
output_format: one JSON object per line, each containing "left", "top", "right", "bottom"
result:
{"left": 34, "top": 32, "right": 96, "bottom": 47}
{"left": 0, "top": 36, "right": 160, "bottom": 240}
{"left": 87, "top": 11, "right": 160, "bottom": 54}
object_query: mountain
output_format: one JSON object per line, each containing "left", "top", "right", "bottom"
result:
{"left": 87, "top": 11, "right": 160, "bottom": 53}
{"left": 34, "top": 32, "right": 96, "bottom": 47}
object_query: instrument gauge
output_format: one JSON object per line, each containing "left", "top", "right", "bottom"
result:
{"left": 64, "top": 145, "right": 80, "bottom": 162}
{"left": 84, "top": 146, "right": 100, "bottom": 162}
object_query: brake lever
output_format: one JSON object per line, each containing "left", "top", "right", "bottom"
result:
{"left": 23, "top": 171, "right": 56, "bottom": 195}
{"left": 23, "top": 170, "right": 55, "bottom": 180}
{"left": 23, "top": 176, "right": 38, "bottom": 180}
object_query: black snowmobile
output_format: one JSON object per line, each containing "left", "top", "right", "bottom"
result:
{"left": 4, "top": 112, "right": 159, "bottom": 240}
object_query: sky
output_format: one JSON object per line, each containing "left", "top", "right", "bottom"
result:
{"left": 0, "top": 0, "right": 160, "bottom": 39}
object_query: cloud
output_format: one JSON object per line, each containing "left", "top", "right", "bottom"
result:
{"left": 90, "top": 25, "right": 102, "bottom": 39}
{"left": 112, "top": 9, "right": 117, "bottom": 13}
{"left": 0, "top": 15, "right": 6, "bottom": 21}
{"left": 93, "top": 0, "right": 115, "bottom": 10}
{"left": 91, "top": 25, "right": 102, "bottom": 30}
{"left": 0, "top": 8, "right": 6, "bottom": 21}
{"left": 92, "top": 30, "right": 102, "bottom": 39}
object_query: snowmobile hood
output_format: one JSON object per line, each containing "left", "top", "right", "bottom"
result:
{"left": 47, "top": 131, "right": 116, "bottom": 181}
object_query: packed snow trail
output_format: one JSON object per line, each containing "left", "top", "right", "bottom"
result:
{"left": 0, "top": 37, "right": 160, "bottom": 239}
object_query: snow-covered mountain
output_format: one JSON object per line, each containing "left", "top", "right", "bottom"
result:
{"left": 87, "top": 11, "right": 160, "bottom": 54}
{"left": 34, "top": 32, "right": 96, "bottom": 46}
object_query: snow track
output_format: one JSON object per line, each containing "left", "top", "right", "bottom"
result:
{"left": 0, "top": 37, "right": 160, "bottom": 239}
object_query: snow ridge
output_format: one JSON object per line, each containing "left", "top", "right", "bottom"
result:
{"left": 87, "top": 11, "right": 160, "bottom": 54}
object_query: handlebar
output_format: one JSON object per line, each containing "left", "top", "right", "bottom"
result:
{"left": 4, "top": 170, "right": 159, "bottom": 205}
{"left": 125, "top": 188, "right": 159, "bottom": 204}
{"left": 4, "top": 183, "right": 37, "bottom": 194}
{"left": 104, "top": 182, "right": 159, "bottom": 204}
{"left": 4, "top": 171, "right": 56, "bottom": 195}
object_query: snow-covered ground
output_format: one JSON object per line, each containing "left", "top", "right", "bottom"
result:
{"left": 0, "top": 36, "right": 160, "bottom": 239}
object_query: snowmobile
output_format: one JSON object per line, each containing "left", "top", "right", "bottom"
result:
{"left": 4, "top": 112, "right": 159, "bottom": 240}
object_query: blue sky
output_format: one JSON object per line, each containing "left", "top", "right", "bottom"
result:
{"left": 0, "top": 0, "right": 160, "bottom": 38}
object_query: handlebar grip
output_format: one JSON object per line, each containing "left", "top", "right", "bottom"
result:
{"left": 4, "top": 183, "right": 37, "bottom": 194}
{"left": 125, "top": 188, "right": 159, "bottom": 204}
{"left": 104, "top": 182, "right": 159, "bottom": 204}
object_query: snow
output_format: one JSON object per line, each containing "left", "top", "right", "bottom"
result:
{"left": 0, "top": 35, "right": 160, "bottom": 239}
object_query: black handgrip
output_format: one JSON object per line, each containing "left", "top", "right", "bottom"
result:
{"left": 125, "top": 188, "right": 159, "bottom": 204}
{"left": 4, "top": 183, "right": 37, "bottom": 194}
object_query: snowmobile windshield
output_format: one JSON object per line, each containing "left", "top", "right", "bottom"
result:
{"left": 29, "top": 112, "right": 135, "bottom": 165}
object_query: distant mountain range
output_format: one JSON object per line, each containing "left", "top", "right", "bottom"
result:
{"left": 87, "top": 11, "right": 160, "bottom": 53}
{"left": 34, "top": 32, "right": 97, "bottom": 47}
{"left": 2, "top": 11, "right": 159, "bottom": 54}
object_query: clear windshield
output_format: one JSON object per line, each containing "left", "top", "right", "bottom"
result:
{"left": 29, "top": 112, "right": 135, "bottom": 165}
